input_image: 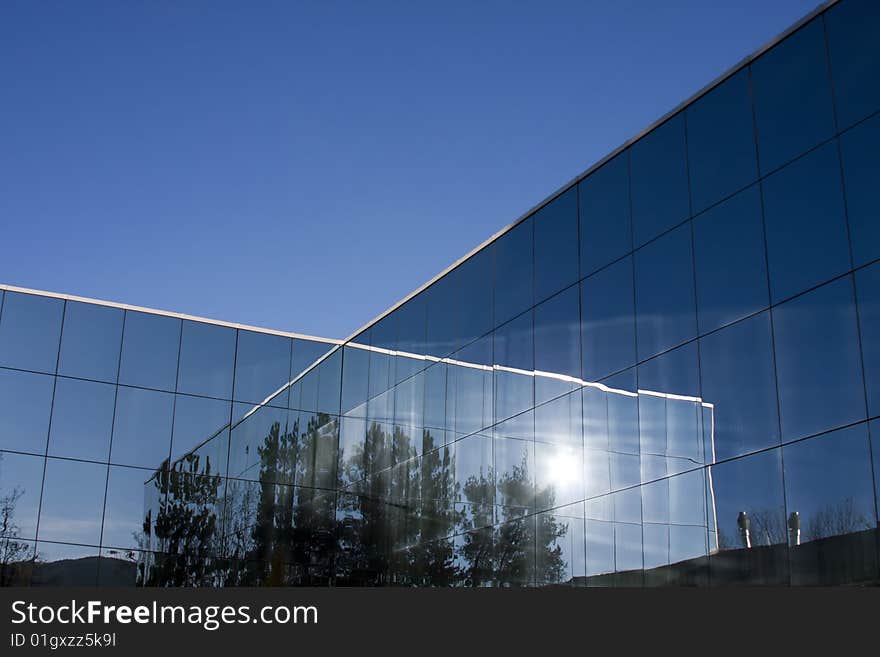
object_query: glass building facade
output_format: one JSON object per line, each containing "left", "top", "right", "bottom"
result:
{"left": 2, "top": 0, "right": 879, "bottom": 586}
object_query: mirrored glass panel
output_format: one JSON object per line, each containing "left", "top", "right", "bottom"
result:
{"left": 493, "top": 217, "right": 533, "bottom": 328}
{"left": 316, "top": 348, "right": 342, "bottom": 416}
{"left": 48, "top": 377, "right": 115, "bottom": 462}
{"left": 699, "top": 313, "right": 779, "bottom": 461}
{"left": 630, "top": 113, "right": 689, "bottom": 247}
{"left": 579, "top": 152, "right": 631, "bottom": 275}
{"left": 454, "top": 248, "right": 496, "bottom": 348}
{"left": 450, "top": 337, "right": 492, "bottom": 438}
{"left": 638, "top": 343, "right": 703, "bottom": 475}
{"left": 118, "top": 311, "right": 181, "bottom": 392}
{"left": 537, "top": 504, "right": 585, "bottom": 586}
{"left": 58, "top": 301, "right": 123, "bottom": 383}
{"left": 33, "top": 543, "right": 100, "bottom": 587}
{"left": 0, "top": 368, "right": 54, "bottom": 455}
{"left": 176, "top": 320, "right": 235, "bottom": 399}
{"left": 762, "top": 141, "right": 850, "bottom": 303}
{"left": 394, "top": 294, "right": 427, "bottom": 384}
{"left": 0, "top": 450, "right": 44, "bottom": 541}
{"left": 233, "top": 330, "right": 291, "bottom": 405}
{"left": 708, "top": 449, "right": 788, "bottom": 585}
{"left": 493, "top": 433, "right": 534, "bottom": 513}
{"left": 534, "top": 187, "right": 578, "bottom": 304}
{"left": 634, "top": 223, "right": 697, "bottom": 361}
{"left": 536, "top": 441, "right": 583, "bottom": 510}
{"left": 856, "top": 262, "right": 880, "bottom": 417}
{"left": 751, "top": 16, "right": 835, "bottom": 173}
{"left": 783, "top": 424, "right": 877, "bottom": 585}
{"left": 228, "top": 404, "right": 288, "bottom": 482}
{"left": 581, "top": 257, "right": 635, "bottom": 381}
{"left": 686, "top": 68, "right": 758, "bottom": 213}
{"left": 38, "top": 458, "right": 107, "bottom": 545}
{"left": 494, "top": 313, "right": 533, "bottom": 423}
{"left": 825, "top": 0, "right": 880, "bottom": 130}
{"left": 454, "top": 432, "right": 493, "bottom": 508}
{"left": 101, "top": 465, "right": 152, "bottom": 551}
{"left": 425, "top": 269, "right": 459, "bottom": 359}
{"left": 534, "top": 286, "right": 580, "bottom": 404}
{"left": 839, "top": 113, "right": 880, "bottom": 267}
{"left": 0, "top": 292, "right": 63, "bottom": 374}
{"left": 773, "top": 276, "right": 865, "bottom": 441}
{"left": 341, "top": 345, "right": 370, "bottom": 416}
{"left": 110, "top": 386, "right": 174, "bottom": 469}
{"left": 535, "top": 390, "right": 582, "bottom": 447}
{"left": 171, "top": 394, "right": 231, "bottom": 466}
{"left": 292, "top": 338, "right": 332, "bottom": 379}
{"left": 693, "top": 185, "right": 769, "bottom": 333}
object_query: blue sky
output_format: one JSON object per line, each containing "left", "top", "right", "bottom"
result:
{"left": 1, "top": 0, "right": 819, "bottom": 340}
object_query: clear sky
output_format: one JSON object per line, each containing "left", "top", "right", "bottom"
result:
{"left": 1, "top": 0, "right": 820, "bottom": 340}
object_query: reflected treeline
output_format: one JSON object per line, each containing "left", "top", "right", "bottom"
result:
{"left": 133, "top": 415, "right": 572, "bottom": 586}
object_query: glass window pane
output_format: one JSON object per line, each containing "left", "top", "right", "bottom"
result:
{"left": 751, "top": 17, "right": 835, "bottom": 173}
{"left": 581, "top": 257, "right": 635, "bottom": 381}
{"left": 634, "top": 223, "right": 697, "bottom": 361}
{"left": 425, "top": 269, "right": 459, "bottom": 358}
{"left": 699, "top": 313, "right": 779, "bottom": 461}
{"left": 534, "top": 286, "right": 580, "bottom": 404}
{"left": 825, "top": 0, "right": 880, "bottom": 130}
{"left": 537, "top": 506, "right": 585, "bottom": 586}
{"left": 773, "top": 276, "right": 865, "bottom": 441}
{"left": 47, "top": 378, "right": 115, "bottom": 462}
{"left": 450, "top": 337, "right": 492, "bottom": 438}
{"left": 707, "top": 449, "right": 788, "bottom": 585}
{"left": 630, "top": 113, "right": 689, "bottom": 247}
{"left": 394, "top": 293, "right": 426, "bottom": 365}
{"left": 233, "top": 330, "right": 291, "bottom": 405}
{"left": 38, "top": 458, "right": 107, "bottom": 545}
{"left": 839, "top": 113, "right": 880, "bottom": 267}
{"left": 762, "top": 141, "right": 850, "bottom": 303}
{"left": 176, "top": 320, "right": 235, "bottom": 399}
{"left": 534, "top": 187, "right": 578, "bottom": 303}
{"left": 536, "top": 441, "right": 583, "bottom": 510}
{"left": 586, "top": 518, "right": 614, "bottom": 581}
{"left": 118, "top": 311, "right": 181, "bottom": 392}
{"left": 171, "top": 394, "right": 231, "bottom": 466}
{"left": 535, "top": 390, "right": 582, "bottom": 447}
{"left": 316, "top": 348, "right": 342, "bottom": 416}
{"left": 0, "top": 451, "right": 44, "bottom": 541}
{"left": 605, "top": 368, "right": 639, "bottom": 458}
{"left": 33, "top": 543, "right": 100, "bottom": 586}
{"left": 856, "top": 263, "right": 880, "bottom": 417}
{"left": 0, "top": 368, "right": 54, "bottom": 455}
{"left": 293, "top": 338, "right": 332, "bottom": 379}
{"left": 458, "top": 248, "right": 492, "bottom": 348}
{"left": 783, "top": 424, "right": 877, "bottom": 585}
{"left": 110, "top": 386, "right": 174, "bottom": 469}
{"left": 579, "top": 153, "right": 631, "bottom": 275}
{"left": 493, "top": 217, "right": 533, "bottom": 327}
{"left": 494, "top": 434, "right": 534, "bottom": 512}
{"left": 454, "top": 432, "right": 493, "bottom": 506}
{"left": 394, "top": 370, "right": 423, "bottom": 428}
{"left": 0, "top": 292, "right": 63, "bottom": 374}
{"left": 423, "top": 362, "right": 447, "bottom": 442}
{"left": 494, "top": 313, "right": 533, "bottom": 423}
{"left": 341, "top": 345, "right": 369, "bottom": 416}
{"left": 58, "top": 301, "right": 123, "bottom": 383}
{"left": 638, "top": 343, "right": 703, "bottom": 473}
{"left": 102, "top": 465, "right": 153, "bottom": 551}
{"left": 687, "top": 69, "right": 759, "bottom": 213}
{"left": 693, "top": 185, "right": 769, "bottom": 333}
{"left": 228, "top": 404, "right": 288, "bottom": 482}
